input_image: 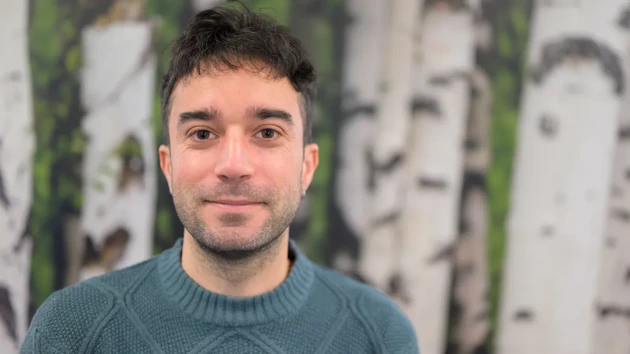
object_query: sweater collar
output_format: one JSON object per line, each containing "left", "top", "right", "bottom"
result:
{"left": 158, "top": 237, "right": 314, "bottom": 326}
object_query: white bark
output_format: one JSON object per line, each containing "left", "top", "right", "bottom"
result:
{"left": 79, "top": 21, "right": 157, "bottom": 281}
{"left": 0, "top": 0, "right": 34, "bottom": 352}
{"left": 359, "top": 0, "right": 423, "bottom": 291}
{"left": 496, "top": 2, "right": 628, "bottom": 353}
{"left": 398, "top": 2, "right": 477, "bottom": 353}
{"left": 192, "top": 0, "right": 223, "bottom": 12}
{"left": 591, "top": 27, "right": 630, "bottom": 353}
{"left": 332, "top": 0, "right": 387, "bottom": 274}
{"left": 454, "top": 68, "right": 492, "bottom": 354}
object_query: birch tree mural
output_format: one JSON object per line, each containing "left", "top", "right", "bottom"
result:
{"left": 330, "top": 0, "right": 387, "bottom": 276}
{"left": 591, "top": 7, "right": 630, "bottom": 353}
{"left": 394, "top": 1, "right": 477, "bottom": 353}
{"left": 496, "top": 1, "right": 628, "bottom": 353}
{"left": 0, "top": 0, "right": 35, "bottom": 352}
{"left": 77, "top": 0, "right": 158, "bottom": 281}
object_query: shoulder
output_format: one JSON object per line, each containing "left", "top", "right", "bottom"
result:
{"left": 24, "top": 257, "right": 158, "bottom": 352}
{"left": 24, "top": 279, "right": 115, "bottom": 352}
{"left": 312, "top": 265, "right": 420, "bottom": 353}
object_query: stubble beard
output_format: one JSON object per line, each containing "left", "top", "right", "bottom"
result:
{"left": 172, "top": 180, "right": 301, "bottom": 264}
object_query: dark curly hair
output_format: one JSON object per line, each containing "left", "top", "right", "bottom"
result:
{"left": 160, "top": 3, "right": 317, "bottom": 146}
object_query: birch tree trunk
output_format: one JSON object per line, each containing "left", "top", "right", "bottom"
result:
{"left": 78, "top": 0, "right": 157, "bottom": 281}
{"left": 452, "top": 1, "right": 494, "bottom": 352}
{"left": 496, "top": 2, "right": 628, "bottom": 353}
{"left": 358, "top": 0, "right": 423, "bottom": 292}
{"left": 392, "top": 2, "right": 477, "bottom": 353}
{"left": 453, "top": 71, "right": 492, "bottom": 354}
{"left": 330, "top": 0, "right": 388, "bottom": 275}
{"left": 0, "top": 0, "right": 34, "bottom": 352}
{"left": 591, "top": 10, "right": 630, "bottom": 352}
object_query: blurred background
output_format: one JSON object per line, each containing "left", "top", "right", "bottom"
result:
{"left": 2, "top": 0, "right": 629, "bottom": 353}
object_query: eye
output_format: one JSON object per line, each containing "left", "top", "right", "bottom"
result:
{"left": 194, "top": 130, "right": 212, "bottom": 140}
{"left": 257, "top": 128, "right": 278, "bottom": 139}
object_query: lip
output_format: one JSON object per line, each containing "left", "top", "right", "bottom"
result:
{"left": 205, "top": 200, "right": 263, "bottom": 212}
{"left": 210, "top": 199, "right": 261, "bottom": 206}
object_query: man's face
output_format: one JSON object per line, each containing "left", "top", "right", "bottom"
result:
{"left": 159, "top": 66, "right": 318, "bottom": 257}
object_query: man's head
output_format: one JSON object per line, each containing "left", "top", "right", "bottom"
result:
{"left": 158, "top": 4, "right": 319, "bottom": 260}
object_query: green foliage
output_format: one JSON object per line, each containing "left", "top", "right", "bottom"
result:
{"left": 146, "top": 0, "right": 191, "bottom": 251}
{"left": 29, "top": 0, "right": 105, "bottom": 308}
{"left": 486, "top": 0, "right": 533, "bottom": 350}
{"left": 233, "top": 0, "right": 290, "bottom": 25}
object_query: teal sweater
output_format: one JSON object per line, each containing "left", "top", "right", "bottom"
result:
{"left": 21, "top": 239, "right": 419, "bottom": 353}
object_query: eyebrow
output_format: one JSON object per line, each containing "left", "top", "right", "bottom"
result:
{"left": 247, "top": 106, "right": 294, "bottom": 126}
{"left": 177, "top": 108, "right": 219, "bottom": 128}
{"left": 177, "top": 106, "right": 294, "bottom": 128}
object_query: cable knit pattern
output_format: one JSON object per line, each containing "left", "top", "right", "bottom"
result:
{"left": 21, "top": 238, "right": 419, "bottom": 353}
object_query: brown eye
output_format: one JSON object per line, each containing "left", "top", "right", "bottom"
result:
{"left": 259, "top": 129, "right": 277, "bottom": 139}
{"left": 195, "top": 130, "right": 211, "bottom": 140}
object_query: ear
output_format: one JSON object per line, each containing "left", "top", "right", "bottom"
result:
{"left": 301, "top": 143, "right": 319, "bottom": 194}
{"left": 158, "top": 144, "right": 173, "bottom": 194}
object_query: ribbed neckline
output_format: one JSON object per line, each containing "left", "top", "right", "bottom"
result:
{"left": 157, "top": 238, "right": 314, "bottom": 326}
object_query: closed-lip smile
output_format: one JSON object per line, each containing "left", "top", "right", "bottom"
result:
{"left": 210, "top": 199, "right": 261, "bottom": 205}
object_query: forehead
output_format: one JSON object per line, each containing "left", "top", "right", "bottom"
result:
{"left": 170, "top": 65, "right": 301, "bottom": 116}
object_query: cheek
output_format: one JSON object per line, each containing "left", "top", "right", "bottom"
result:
{"left": 257, "top": 150, "right": 303, "bottom": 184}
{"left": 172, "top": 152, "right": 214, "bottom": 183}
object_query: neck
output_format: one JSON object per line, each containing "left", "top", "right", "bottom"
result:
{"left": 181, "top": 231, "right": 292, "bottom": 298}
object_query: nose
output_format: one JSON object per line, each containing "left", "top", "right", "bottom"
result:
{"left": 213, "top": 131, "right": 254, "bottom": 182}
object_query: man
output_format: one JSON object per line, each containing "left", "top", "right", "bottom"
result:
{"left": 21, "top": 4, "right": 419, "bottom": 353}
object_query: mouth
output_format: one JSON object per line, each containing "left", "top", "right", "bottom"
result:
{"left": 205, "top": 199, "right": 264, "bottom": 212}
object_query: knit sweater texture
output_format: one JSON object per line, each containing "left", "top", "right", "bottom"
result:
{"left": 20, "top": 238, "right": 419, "bottom": 353}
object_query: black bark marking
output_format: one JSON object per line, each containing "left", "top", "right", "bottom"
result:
{"left": 372, "top": 211, "right": 402, "bottom": 228}
{"left": 418, "top": 176, "right": 448, "bottom": 190}
{"left": 597, "top": 303, "right": 630, "bottom": 319}
{"left": 619, "top": 126, "right": 630, "bottom": 140}
{"left": 344, "top": 103, "right": 376, "bottom": 119}
{"left": 411, "top": 96, "right": 442, "bottom": 117}
{"left": 539, "top": 114, "right": 558, "bottom": 137}
{"left": 428, "top": 70, "right": 470, "bottom": 86}
{"left": 0, "top": 167, "right": 9, "bottom": 209}
{"left": 83, "top": 227, "right": 130, "bottom": 270}
{"left": 625, "top": 169, "right": 630, "bottom": 182}
{"left": 464, "top": 137, "right": 481, "bottom": 151}
{"left": 428, "top": 242, "right": 456, "bottom": 264}
{"left": 610, "top": 207, "right": 630, "bottom": 223}
{"left": 83, "top": 234, "right": 100, "bottom": 266}
{"left": 618, "top": 6, "right": 630, "bottom": 29}
{"left": 514, "top": 309, "right": 534, "bottom": 322}
{"left": 0, "top": 286, "right": 17, "bottom": 343}
{"left": 541, "top": 225, "right": 554, "bottom": 237}
{"left": 625, "top": 268, "right": 630, "bottom": 284}
{"left": 530, "top": 37, "right": 625, "bottom": 95}
{"left": 458, "top": 172, "right": 487, "bottom": 235}
{"left": 366, "top": 148, "right": 404, "bottom": 191}
{"left": 388, "top": 273, "right": 411, "bottom": 305}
